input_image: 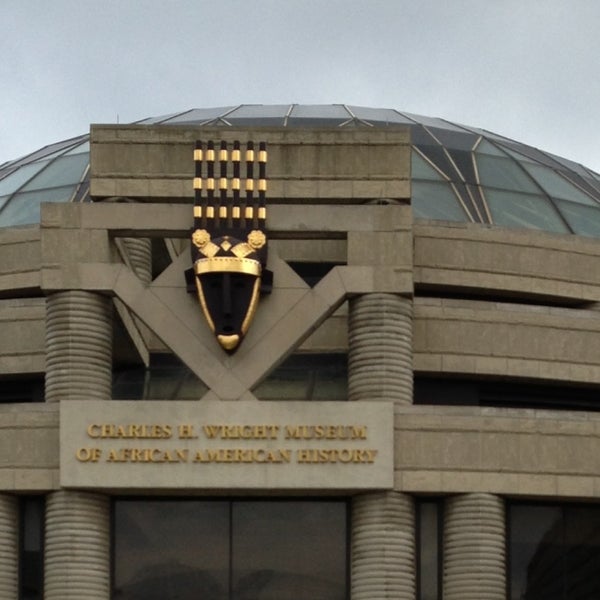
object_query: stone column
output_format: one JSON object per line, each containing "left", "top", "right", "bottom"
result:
{"left": 121, "top": 237, "right": 152, "bottom": 285}
{"left": 0, "top": 494, "right": 18, "bottom": 599}
{"left": 443, "top": 493, "right": 505, "bottom": 600}
{"left": 349, "top": 293, "right": 415, "bottom": 600}
{"left": 45, "top": 290, "right": 112, "bottom": 600}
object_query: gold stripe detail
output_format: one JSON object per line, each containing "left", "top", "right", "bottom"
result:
{"left": 258, "top": 179, "right": 267, "bottom": 192}
{"left": 206, "top": 149, "right": 215, "bottom": 161}
{"left": 206, "top": 178, "right": 215, "bottom": 190}
{"left": 194, "top": 256, "right": 261, "bottom": 277}
{"left": 246, "top": 180, "right": 254, "bottom": 191}
{"left": 258, "top": 207, "right": 266, "bottom": 220}
{"left": 193, "top": 177, "right": 202, "bottom": 189}
{"left": 195, "top": 279, "right": 215, "bottom": 332}
{"left": 246, "top": 149, "right": 255, "bottom": 161}
{"left": 219, "top": 149, "right": 228, "bottom": 161}
{"left": 193, "top": 206, "right": 202, "bottom": 218}
{"left": 232, "top": 149, "right": 241, "bottom": 161}
{"left": 219, "top": 177, "right": 227, "bottom": 190}
{"left": 206, "top": 207, "right": 215, "bottom": 218}
{"left": 258, "top": 150, "right": 267, "bottom": 163}
{"left": 241, "top": 277, "right": 261, "bottom": 334}
{"left": 245, "top": 207, "right": 254, "bottom": 219}
{"left": 194, "top": 149, "right": 203, "bottom": 161}
{"left": 219, "top": 206, "right": 227, "bottom": 218}
{"left": 231, "top": 178, "right": 240, "bottom": 190}
{"left": 232, "top": 206, "right": 240, "bottom": 219}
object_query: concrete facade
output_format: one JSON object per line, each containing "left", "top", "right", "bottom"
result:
{"left": 1, "top": 124, "right": 600, "bottom": 598}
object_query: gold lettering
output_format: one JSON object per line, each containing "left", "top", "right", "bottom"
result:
{"left": 76, "top": 447, "right": 101, "bottom": 462}
{"left": 178, "top": 424, "right": 197, "bottom": 439}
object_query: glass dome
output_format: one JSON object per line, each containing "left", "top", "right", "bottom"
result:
{"left": 1, "top": 105, "right": 599, "bottom": 236}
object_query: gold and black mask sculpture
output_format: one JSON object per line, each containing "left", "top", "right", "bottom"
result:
{"left": 186, "top": 140, "right": 271, "bottom": 353}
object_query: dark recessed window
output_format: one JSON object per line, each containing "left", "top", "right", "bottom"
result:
{"left": 415, "top": 377, "right": 600, "bottom": 412}
{"left": 20, "top": 496, "right": 44, "bottom": 600}
{"left": 0, "top": 377, "right": 44, "bottom": 403}
{"left": 112, "top": 499, "right": 348, "bottom": 600}
{"left": 508, "top": 503, "right": 600, "bottom": 600}
{"left": 114, "top": 354, "right": 348, "bottom": 401}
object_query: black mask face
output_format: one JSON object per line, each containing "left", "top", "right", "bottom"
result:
{"left": 193, "top": 234, "right": 262, "bottom": 353}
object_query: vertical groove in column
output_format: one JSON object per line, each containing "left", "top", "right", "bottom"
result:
{"left": 444, "top": 493, "right": 505, "bottom": 600}
{"left": 45, "top": 491, "right": 110, "bottom": 600}
{"left": 352, "top": 492, "right": 415, "bottom": 600}
{"left": 45, "top": 290, "right": 113, "bottom": 402}
{"left": 348, "top": 293, "right": 413, "bottom": 405}
{"left": 121, "top": 237, "right": 152, "bottom": 285}
{"left": 0, "top": 494, "right": 18, "bottom": 599}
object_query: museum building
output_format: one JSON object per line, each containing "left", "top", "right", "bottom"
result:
{"left": 1, "top": 105, "right": 600, "bottom": 600}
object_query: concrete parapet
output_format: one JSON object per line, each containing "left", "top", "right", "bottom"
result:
{"left": 45, "top": 490, "right": 110, "bottom": 600}
{"left": 443, "top": 493, "right": 505, "bottom": 599}
{"left": 413, "top": 297, "right": 600, "bottom": 384}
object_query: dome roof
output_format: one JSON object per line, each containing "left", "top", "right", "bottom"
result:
{"left": 1, "top": 104, "right": 600, "bottom": 236}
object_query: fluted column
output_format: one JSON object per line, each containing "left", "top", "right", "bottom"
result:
{"left": 348, "top": 293, "right": 413, "bottom": 405}
{"left": 444, "top": 493, "right": 505, "bottom": 600}
{"left": 45, "top": 289, "right": 112, "bottom": 599}
{"left": 0, "top": 495, "right": 18, "bottom": 599}
{"left": 45, "top": 290, "right": 112, "bottom": 402}
{"left": 45, "top": 491, "right": 110, "bottom": 599}
{"left": 349, "top": 292, "right": 415, "bottom": 599}
{"left": 352, "top": 492, "right": 415, "bottom": 600}
{"left": 121, "top": 237, "right": 152, "bottom": 285}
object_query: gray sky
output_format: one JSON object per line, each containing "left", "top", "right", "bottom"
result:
{"left": 2, "top": 0, "right": 599, "bottom": 171}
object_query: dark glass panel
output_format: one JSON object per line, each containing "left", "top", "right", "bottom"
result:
{"left": 427, "top": 128, "right": 478, "bottom": 152}
{"left": 21, "top": 154, "right": 89, "bottom": 191}
{"left": 475, "top": 139, "right": 508, "bottom": 157}
{"left": 0, "top": 377, "right": 44, "bottom": 403}
{"left": 508, "top": 505, "right": 563, "bottom": 600}
{"left": 564, "top": 507, "right": 600, "bottom": 599}
{"left": 0, "top": 160, "right": 50, "bottom": 195}
{"left": 0, "top": 185, "right": 76, "bottom": 227}
{"left": 20, "top": 496, "right": 44, "bottom": 600}
{"left": 287, "top": 105, "right": 351, "bottom": 128}
{"left": 485, "top": 189, "right": 569, "bottom": 233}
{"left": 554, "top": 199, "right": 600, "bottom": 238}
{"left": 446, "top": 149, "right": 478, "bottom": 185}
{"left": 417, "top": 501, "right": 441, "bottom": 600}
{"left": 401, "top": 113, "right": 467, "bottom": 132}
{"left": 225, "top": 104, "right": 290, "bottom": 127}
{"left": 113, "top": 500, "right": 230, "bottom": 600}
{"left": 411, "top": 124, "right": 442, "bottom": 148}
{"left": 414, "top": 377, "right": 600, "bottom": 412}
{"left": 164, "top": 107, "right": 238, "bottom": 124}
{"left": 3, "top": 135, "right": 87, "bottom": 171}
{"left": 415, "top": 144, "right": 459, "bottom": 180}
{"left": 521, "top": 163, "right": 596, "bottom": 206}
{"left": 475, "top": 155, "right": 540, "bottom": 193}
{"left": 63, "top": 141, "right": 90, "bottom": 155}
{"left": 466, "top": 183, "right": 491, "bottom": 224}
{"left": 412, "top": 181, "right": 468, "bottom": 222}
{"left": 412, "top": 152, "right": 447, "bottom": 182}
{"left": 253, "top": 354, "right": 347, "bottom": 401}
{"left": 497, "top": 141, "right": 565, "bottom": 170}
{"left": 347, "top": 106, "right": 413, "bottom": 125}
{"left": 231, "top": 501, "right": 347, "bottom": 600}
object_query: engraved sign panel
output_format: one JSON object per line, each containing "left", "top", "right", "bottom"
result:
{"left": 60, "top": 400, "right": 394, "bottom": 491}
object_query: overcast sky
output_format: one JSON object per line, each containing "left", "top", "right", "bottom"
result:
{"left": 2, "top": 0, "right": 599, "bottom": 171}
